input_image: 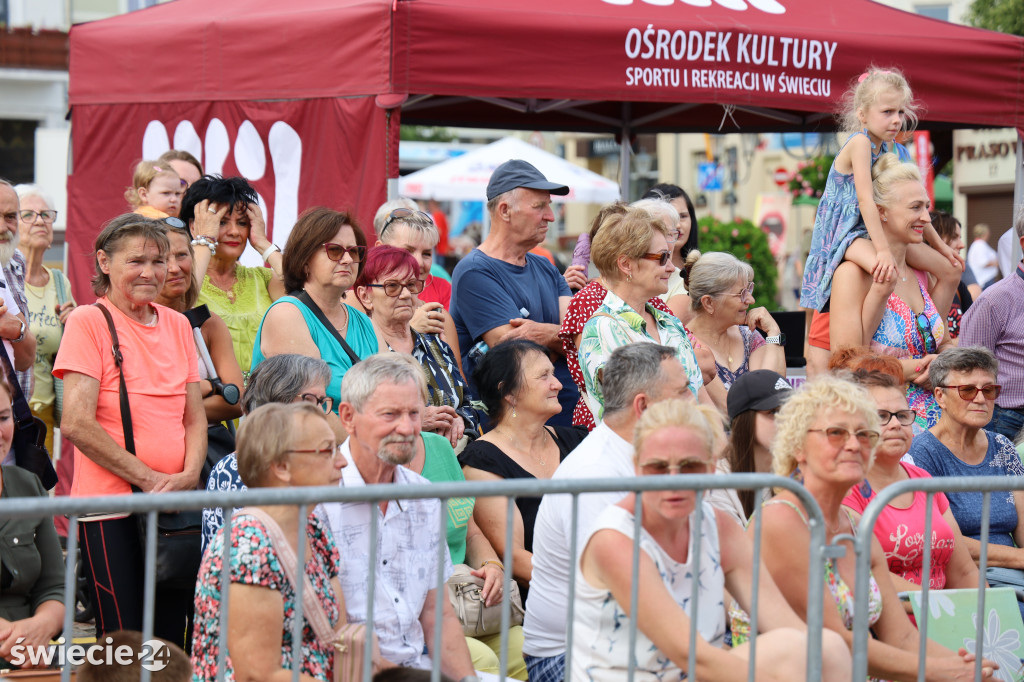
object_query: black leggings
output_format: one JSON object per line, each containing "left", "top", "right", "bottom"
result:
{"left": 79, "top": 517, "right": 195, "bottom": 651}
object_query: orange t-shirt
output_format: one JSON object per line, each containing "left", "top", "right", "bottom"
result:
{"left": 53, "top": 299, "right": 199, "bottom": 497}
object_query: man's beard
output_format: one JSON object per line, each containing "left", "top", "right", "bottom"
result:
{"left": 376, "top": 434, "right": 416, "bottom": 466}
{"left": 0, "top": 233, "right": 18, "bottom": 266}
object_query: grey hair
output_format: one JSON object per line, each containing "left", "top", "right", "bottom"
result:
{"left": 602, "top": 343, "right": 678, "bottom": 416}
{"left": 686, "top": 251, "right": 755, "bottom": 312}
{"left": 1015, "top": 204, "right": 1024, "bottom": 241}
{"left": 486, "top": 187, "right": 520, "bottom": 217}
{"left": 928, "top": 346, "right": 999, "bottom": 391}
{"left": 242, "top": 354, "right": 333, "bottom": 415}
{"left": 13, "top": 183, "right": 54, "bottom": 209}
{"left": 341, "top": 353, "right": 428, "bottom": 411}
{"left": 372, "top": 198, "right": 420, "bottom": 237}
{"left": 629, "top": 198, "right": 679, "bottom": 233}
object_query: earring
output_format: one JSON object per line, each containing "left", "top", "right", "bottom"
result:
{"left": 511, "top": 405, "right": 517, "bottom": 419}
{"left": 789, "top": 466, "right": 804, "bottom": 485}
{"left": 626, "top": 272, "right": 632, "bottom": 283}
{"left": 858, "top": 478, "right": 873, "bottom": 498}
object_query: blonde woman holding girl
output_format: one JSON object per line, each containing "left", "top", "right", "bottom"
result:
{"left": 124, "top": 160, "right": 184, "bottom": 219}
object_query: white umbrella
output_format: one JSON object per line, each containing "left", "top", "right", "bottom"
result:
{"left": 399, "top": 136, "right": 620, "bottom": 204}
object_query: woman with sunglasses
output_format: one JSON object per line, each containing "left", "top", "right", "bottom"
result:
{"left": 908, "top": 347, "right": 1024, "bottom": 597}
{"left": 830, "top": 154, "right": 951, "bottom": 432}
{"left": 577, "top": 206, "right": 707, "bottom": 423}
{"left": 841, "top": 363, "right": 979, "bottom": 605}
{"left": 354, "top": 246, "right": 479, "bottom": 449}
{"left": 759, "top": 376, "right": 994, "bottom": 681}
{"left": 252, "top": 207, "right": 377, "bottom": 420}
{"left": 180, "top": 176, "right": 286, "bottom": 375}
{"left": 683, "top": 251, "right": 785, "bottom": 401}
{"left": 14, "top": 184, "right": 74, "bottom": 454}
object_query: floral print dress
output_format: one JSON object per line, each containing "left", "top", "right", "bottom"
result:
{"left": 191, "top": 512, "right": 340, "bottom": 681}
{"left": 870, "top": 270, "right": 945, "bottom": 432}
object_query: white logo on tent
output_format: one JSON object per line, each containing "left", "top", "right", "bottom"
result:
{"left": 602, "top": 0, "right": 786, "bottom": 15}
{"left": 142, "top": 118, "right": 302, "bottom": 264}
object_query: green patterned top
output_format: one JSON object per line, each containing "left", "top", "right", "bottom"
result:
{"left": 578, "top": 289, "right": 703, "bottom": 421}
{"left": 197, "top": 265, "right": 274, "bottom": 375}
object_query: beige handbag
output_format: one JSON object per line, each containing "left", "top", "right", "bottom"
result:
{"left": 239, "top": 507, "right": 389, "bottom": 682}
{"left": 446, "top": 563, "right": 524, "bottom": 637}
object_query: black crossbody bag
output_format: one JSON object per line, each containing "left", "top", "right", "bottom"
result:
{"left": 94, "top": 303, "right": 202, "bottom": 590}
{"left": 292, "top": 290, "right": 363, "bottom": 366}
{"left": 0, "top": 335, "right": 56, "bottom": 489}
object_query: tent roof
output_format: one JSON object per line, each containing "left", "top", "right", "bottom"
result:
{"left": 399, "top": 136, "right": 622, "bottom": 202}
{"left": 69, "top": 0, "right": 1024, "bottom": 133}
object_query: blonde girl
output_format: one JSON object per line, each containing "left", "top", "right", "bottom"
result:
{"left": 124, "top": 160, "right": 184, "bottom": 219}
{"left": 800, "top": 67, "right": 961, "bottom": 320}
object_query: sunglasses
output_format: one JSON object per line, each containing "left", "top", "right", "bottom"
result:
{"left": 366, "top": 278, "right": 425, "bottom": 297}
{"left": 161, "top": 217, "right": 188, "bottom": 231}
{"left": 638, "top": 250, "right": 671, "bottom": 267}
{"left": 299, "top": 393, "right": 334, "bottom": 414}
{"left": 915, "top": 312, "right": 937, "bottom": 354}
{"left": 877, "top": 409, "right": 917, "bottom": 426}
{"left": 725, "top": 282, "right": 756, "bottom": 300}
{"left": 323, "top": 243, "right": 366, "bottom": 263}
{"left": 639, "top": 458, "right": 710, "bottom": 476}
{"left": 808, "top": 427, "right": 880, "bottom": 448}
{"left": 381, "top": 208, "right": 433, "bottom": 237}
{"left": 938, "top": 384, "right": 1002, "bottom": 401}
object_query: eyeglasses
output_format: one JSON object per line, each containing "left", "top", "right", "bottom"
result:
{"left": 638, "top": 250, "right": 671, "bottom": 267}
{"left": 807, "top": 427, "right": 880, "bottom": 448}
{"left": 287, "top": 443, "right": 342, "bottom": 459}
{"left": 366, "top": 278, "right": 425, "bottom": 297}
{"left": 915, "top": 312, "right": 937, "bottom": 354}
{"left": 323, "top": 243, "right": 366, "bottom": 263}
{"left": 938, "top": 384, "right": 1002, "bottom": 401}
{"left": 724, "top": 282, "right": 756, "bottom": 300}
{"left": 380, "top": 208, "right": 433, "bottom": 238}
{"left": 299, "top": 393, "right": 334, "bottom": 414}
{"left": 877, "top": 409, "right": 917, "bottom": 426}
{"left": 639, "top": 458, "right": 710, "bottom": 476}
{"left": 19, "top": 210, "right": 58, "bottom": 223}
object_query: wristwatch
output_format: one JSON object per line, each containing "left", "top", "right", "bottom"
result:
{"left": 11, "top": 317, "right": 25, "bottom": 343}
{"left": 765, "top": 333, "right": 786, "bottom": 346}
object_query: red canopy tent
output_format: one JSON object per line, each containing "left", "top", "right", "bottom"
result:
{"left": 67, "top": 0, "right": 1024, "bottom": 301}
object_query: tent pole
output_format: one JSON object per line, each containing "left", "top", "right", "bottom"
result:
{"left": 620, "top": 103, "right": 631, "bottom": 201}
{"left": 387, "top": 178, "right": 399, "bottom": 201}
{"left": 1014, "top": 133, "right": 1023, "bottom": 265}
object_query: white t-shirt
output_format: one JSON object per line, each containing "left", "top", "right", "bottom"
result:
{"left": 522, "top": 422, "right": 635, "bottom": 658}
{"left": 998, "top": 228, "right": 1017, "bottom": 280}
{"left": 968, "top": 238, "right": 999, "bottom": 286}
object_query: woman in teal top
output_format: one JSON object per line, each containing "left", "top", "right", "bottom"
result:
{"left": 253, "top": 208, "right": 379, "bottom": 412}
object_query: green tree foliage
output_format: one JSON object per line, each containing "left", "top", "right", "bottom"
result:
{"left": 696, "top": 216, "right": 779, "bottom": 310}
{"left": 965, "top": 0, "right": 1024, "bottom": 36}
{"left": 400, "top": 126, "right": 456, "bottom": 142}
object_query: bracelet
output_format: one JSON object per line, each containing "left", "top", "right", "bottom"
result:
{"left": 481, "top": 560, "right": 504, "bottom": 571}
{"left": 11, "top": 318, "right": 25, "bottom": 343}
{"left": 261, "top": 243, "right": 280, "bottom": 263}
{"left": 191, "top": 235, "right": 217, "bottom": 256}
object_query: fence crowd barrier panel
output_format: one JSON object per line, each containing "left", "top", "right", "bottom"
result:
{"left": 852, "top": 474, "right": 1024, "bottom": 682}
{"left": 0, "top": 473, "right": 833, "bottom": 682}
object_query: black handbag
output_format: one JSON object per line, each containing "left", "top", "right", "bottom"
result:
{"left": 94, "top": 303, "right": 202, "bottom": 590}
{"left": 0, "top": 335, "right": 56, "bottom": 490}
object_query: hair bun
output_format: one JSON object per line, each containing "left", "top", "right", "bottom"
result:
{"left": 682, "top": 249, "right": 702, "bottom": 287}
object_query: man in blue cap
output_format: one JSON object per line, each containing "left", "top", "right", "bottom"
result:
{"left": 451, "top": 159, "right": 583, "bottom": 426}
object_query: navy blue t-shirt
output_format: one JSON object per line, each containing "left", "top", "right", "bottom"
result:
{"left": 450, "top": 249, "right": 577, "bottom": 425}
{"left": 908, "top": 429, "right": 1024, "bottom": 546}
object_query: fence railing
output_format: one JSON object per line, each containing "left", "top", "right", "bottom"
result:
{"left": 852, "top": 475, "right": 1024, "bottom": 682}
{"left": 1, "top": 474, "right": 828, "bottom": 682}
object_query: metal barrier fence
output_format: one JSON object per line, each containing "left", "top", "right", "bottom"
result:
{"left": 852, "top": 475, "right": 1024, "bottom": 682}
{"left": 0, "top": 474, "right": 829, "bottom": 682}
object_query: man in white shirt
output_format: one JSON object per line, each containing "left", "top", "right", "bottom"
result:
{"left": 966, "top": 223, "right": 1000, "bottom": 288}
{"left": 522, "top": 343, "right": 694, "bottom": 682}
{"left": 322, "top": 354, "right": 476, "bottom": 682}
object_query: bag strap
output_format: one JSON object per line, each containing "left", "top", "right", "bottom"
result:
{"left": 0, "top": 331, "right": 37, "bottom": 433}
{"left": 292, "top": 291, "right": 362, "bottom": 367}
{"left": 93, "top": 303, "right": 135, "bottom": 457}
{"left": 53, "top": 268, "right": 69, "bottom": 307}
{"left": 237, "top": 506, "right": 339, "bottom": 644}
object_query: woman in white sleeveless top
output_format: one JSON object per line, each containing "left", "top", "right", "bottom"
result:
{"left": 571, "top": 399, "right": 852, "bottom": 682}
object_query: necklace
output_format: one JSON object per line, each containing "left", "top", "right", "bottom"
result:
{"left": 495, "top": 426, "right": 546, "bottom": 467}
{"left": 899, "top": 263, "right": 908, "bottom": 283}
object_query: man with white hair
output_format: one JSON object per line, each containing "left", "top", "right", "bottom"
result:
{"left": 0, "top": 181, "right": 36, "bottom": 386}
{"left": 323, "top": 353, "right": 477, "bottom": 682}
